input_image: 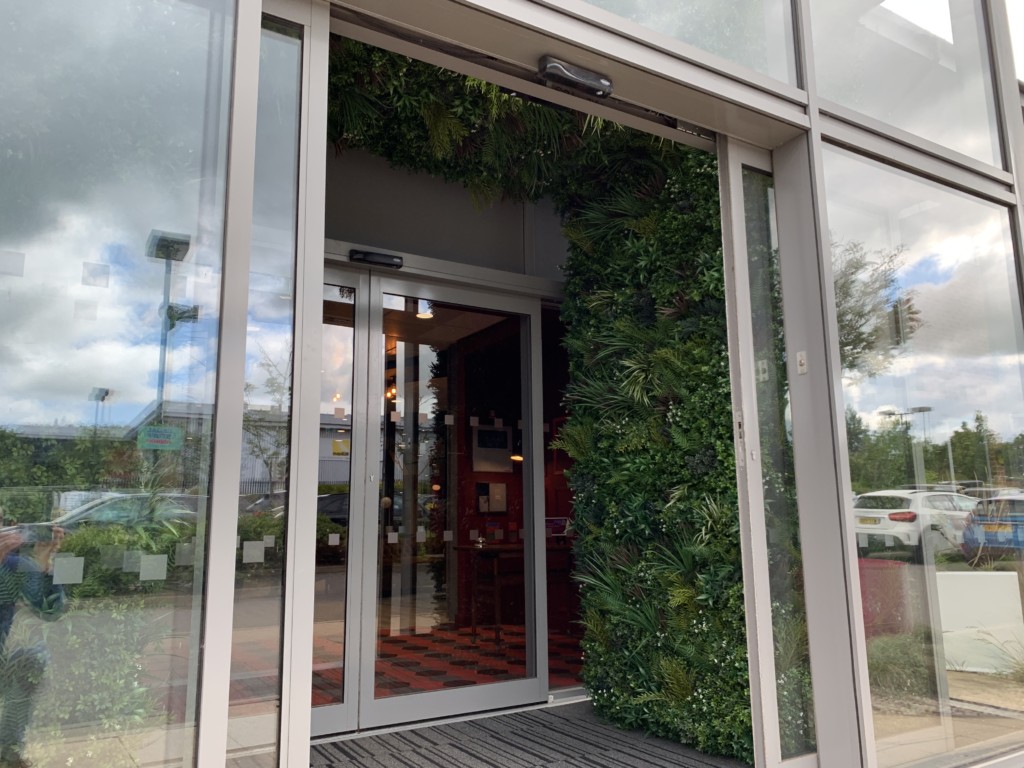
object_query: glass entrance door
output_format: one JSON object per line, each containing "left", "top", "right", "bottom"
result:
{"left": 311, "top": 268, "right": 546, "bottom": 735}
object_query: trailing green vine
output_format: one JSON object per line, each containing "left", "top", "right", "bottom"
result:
{"left": 328, "top": 38, "right": 752, "bottom": 762}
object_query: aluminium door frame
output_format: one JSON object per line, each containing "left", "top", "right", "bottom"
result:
{"left": 355, "top": 271, "right": 548, "bottom": 728}
{"left": 199, "top": 0, "right": 331, "bottom": 765}
{"left": 196, "top": 0, "right": 263, "bottom": 764}
{"left": 265, "top": 1, "right": 332, "bottom": 766}
{"left": 717, "top": 137, "right": 784, "bottom": 768}
{"left": 719, "top": 137, "right": 833, "bottom": 768}
{"left": 307, "top": 259, "right": 549, "bottom": 734}
{"left": 310, "top": 266, "right": 371, "bottom": 738}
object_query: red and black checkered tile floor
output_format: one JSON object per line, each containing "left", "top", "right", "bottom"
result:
{"left": 310, "top": 624, "right": 582, "bottom": 703}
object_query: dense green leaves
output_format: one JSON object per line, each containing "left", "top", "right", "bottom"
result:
{"left": 329, "top": 40, "right": 751, "bottom": 762}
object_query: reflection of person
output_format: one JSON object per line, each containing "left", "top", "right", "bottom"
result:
{"left": 0, "top": 528, "right": 65, "bottom": 768}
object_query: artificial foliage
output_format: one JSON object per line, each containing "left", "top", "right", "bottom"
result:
{"left": 328, "top": 38, "right": 753, "bottom": 761}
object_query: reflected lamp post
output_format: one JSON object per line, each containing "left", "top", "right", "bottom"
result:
{"left": 880, "top": 406, "right": 932, "bottom": 484}
{"left": 88, "top": 387, "right": 111, "bottom": 434}
{"left": 146, "top": 230, "right": 192, "bottom": 421}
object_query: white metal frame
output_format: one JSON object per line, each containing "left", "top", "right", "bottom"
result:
{"left": 309, "top": 267, "right": 371, "bottom": 737}
{"left": 326, "top": 16, "right": 716, "bottom": 155}
{"left": 328, "top": 0, "right": 808, "bottom": 148}
{"left": 210, "top": 0, "right": 331, "bottom": 765}
{"left": 299, "top": 259, "right": 548, "bottom": 735}
{"left": 718, "top": 137, "right": 783, "bottom": 768}
{"left": 199, "top": 0, "right": 1024, "bottom": 764}
{"left": 361, "top": 272, "right": 547, "bottom": 728}
{"left": 268, "top": 2, "right": 332, "bottom": 767}
{"left": 196, "top": 1, "right": 262, "bottom": 765}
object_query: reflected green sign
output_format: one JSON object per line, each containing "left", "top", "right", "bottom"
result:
{"left": 138, "top": 425, "right": 183, "bottom": 451}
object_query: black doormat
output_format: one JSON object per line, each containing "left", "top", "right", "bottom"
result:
{"left": 310, "top": 700, "right": 752, "bottom": 768}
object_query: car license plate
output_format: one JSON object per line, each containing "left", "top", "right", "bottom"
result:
{"left": 983, "top": 523, "right": 1011, "bottom": 534}
{"left": 858, "top": 517, "right": 880, "bottom": 525}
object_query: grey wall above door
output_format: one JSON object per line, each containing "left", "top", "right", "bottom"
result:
{"left": 325, "top": 148, "right": 568, "bottom": 280}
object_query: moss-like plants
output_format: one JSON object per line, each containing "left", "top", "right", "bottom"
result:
{"left": 328, "top": 38, "right": 751, "bottom": 762}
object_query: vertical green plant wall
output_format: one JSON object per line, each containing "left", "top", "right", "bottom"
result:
{"left": 328, "top": 39, "right": 752, "bottom": 762}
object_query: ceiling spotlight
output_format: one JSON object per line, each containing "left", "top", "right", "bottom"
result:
{"left": 538, "top": 56, "right": 612, "bottom": 98}
{"left": 416, "top": 299, "right": 433, "bottom": 319}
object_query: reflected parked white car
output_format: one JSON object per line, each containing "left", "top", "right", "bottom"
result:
{"left": 853, "top": 489, "right": 978, "bottom": 560}
{"left": 51, "top": 493, "right": 201, "bottom": 532}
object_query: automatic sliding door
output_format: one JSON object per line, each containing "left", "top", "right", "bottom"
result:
{"left": 358, "top": 277, "right": 546, "bottom": 728}
{"left": 311, "top": 271, "right": 546, "bottom": 734}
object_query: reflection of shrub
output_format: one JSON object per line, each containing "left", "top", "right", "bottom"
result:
{"left": 18, "top": 523, "right": 193, "bottom": 767}
{"left": 315, "top": 514, "right": 347, "bottom": 564}
{"left": 236, "top": 512, "right": 286, "bottom": 576}
{"left": 979, "top": 630, "right": 1024, "bottom": 682}
{"left": 0, "top": 489, "right": 57, "bottom": 525}
{"left": 60, "top": 524, "right": 189, "bottom": 597}
{"left": 867, "top": 629, "right": 937, "bottom": 700}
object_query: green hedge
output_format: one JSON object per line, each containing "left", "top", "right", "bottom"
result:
{"left": 329, "top": 39, "right": 751, "bottom": 761}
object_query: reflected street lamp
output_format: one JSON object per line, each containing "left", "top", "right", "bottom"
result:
{"left": 89, "top": 387, "right": 111, "bottom": 433}
{"left": 879, "top": 406, "right": 932, "bottom": 484}
{"left": 147, "top": 230, "right": 192, "bottom": 419}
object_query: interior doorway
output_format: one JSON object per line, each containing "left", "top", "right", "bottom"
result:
{"left": 309, "top": 264, "right": 576, "bottom": 736}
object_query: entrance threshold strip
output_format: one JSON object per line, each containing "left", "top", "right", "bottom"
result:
{"left": 310, "top": 687, "right": 591, "bottom": 745}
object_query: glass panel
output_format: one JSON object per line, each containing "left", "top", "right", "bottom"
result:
{"left": 810, "top": 0, "right": 1001, "bottom": 166}
{"left": 574, "top": 0, "right": 796, "bottom": 84}
{"left": 375, "top": 294, "right": 530, "bottom": 698}
{"left": 825, "top": 146, "right": 1024, "bottom": 768}
{"left": 311, "top": 284, "right": 357, "bottom": 707}
{"left": 743, "top": 168, "right": 815, "bottom": 756}
{"left": 0, "top": 1, "right": 233, "bottom": 764}
{"left": 228, "top": 16, "right": 302, "bottom": 759}
{"left": 542, "top": 308, "right": 583, "bottom": 690}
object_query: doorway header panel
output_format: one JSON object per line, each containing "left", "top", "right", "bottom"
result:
{"left": 325, "top": 240, "right": 565, "bottom": 301}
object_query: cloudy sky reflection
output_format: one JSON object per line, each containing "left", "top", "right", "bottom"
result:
{"left": 824, "top": 147, "right": 1024, "bottom": 446}
{"left": 0, "top": 1, "right": 233, "bottom": 431}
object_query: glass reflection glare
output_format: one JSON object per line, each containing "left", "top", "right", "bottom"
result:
{"left": 0, "top": 1, "right": 234, "bottom": 764}
{"left": 826, "top": 147, "right": 1024, "bottom": 768}
{"left": 810, "top": 0, "right": 1001, "bottom": 166}
{"left": 577, "top": 0, "right": 796, "bottom": 84}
